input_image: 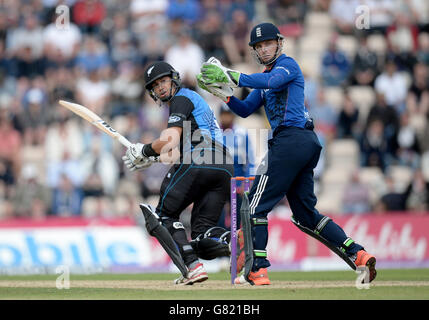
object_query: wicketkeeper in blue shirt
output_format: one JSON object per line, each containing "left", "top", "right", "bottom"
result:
{"left": 198, "top": 22, "right": 377, "bottom": 285}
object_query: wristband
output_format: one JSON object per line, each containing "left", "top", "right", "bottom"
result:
{"left": 142, "top": 143, "right": 160, "bottom": 157}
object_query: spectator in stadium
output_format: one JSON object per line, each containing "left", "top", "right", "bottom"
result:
{"left": 194, "top": 11, "right": 228, "bottom": 63}
{"left": 321, "top": 34, "right": 351, "bottom": 87}
{"left": 118, "top": 113, "right": 145, "bottom": 148}
{"left": 165, "top": 27, "right": 204, "bottom": 90}
{"left": 0, "top": 99, "right": 21, "bottom": 185}
{"left": 376, "top": 167, "right": 429, "bottom": 212}
{"left": 302, "top": 65, "right": 319, "bottom": 109}
{"left": 405, "top": 169, "right": 429, "bottom": 211}
{"left": 137, "top": 20, "right": 170, "bottom": 67}
{"left": 45, "top": 109, "right": 84, "bottom": 190}
{"left": 200, "top": 0, "right": 223, "bottom": 15}
{"left": 20, "top": 87, "right": 50, "bottom": 145}
{"left": 75, "top": 68, "right": 111, "bottom": 115}
{"left": 0, "top": 40, "right": 13, "bottom": 77}
{"left": 337, "top": 90, "right": 360, "bottom": 139}
{"left": 396, "top": 0, "right": 429, "bottom": 34}
{"left": 341, "top": 169, "right": 371, "bottom": 215}
{"left": 422, "top": 125, "right": 429, "bottom": 154}
{"left": 224, "top": 0, "right": 255, "bottom": 22}
{"left": 130, "top": 0, "right": 168, "bottom": 33}
{"left": 406, "top": 62, "right": 429, "bottom": 119}
{"left": 364, "top": 0, "right": 396, "bottom": 35}
{"left": 386, "top": 13, "right": 419, "bottom": 73}
{"left": 72, "top": 0, "right": 106, "bottom": 34}
{"left": 374, "top": 57, "right": 408, "bottom": 113}
{"left": 45, "top": 106, "right": 84, "bottom": 161}
{"left": 375, "top": 174, "right": 408, "bottom": 212}
{"left": 6, "top": 13, "right": 44, "bottom": 59}
{"left": 110, "top": 61, "right": 144, "bottom": 117}
{"left": 51, "top": 174, "right": 84, "bottom": 217}
{"left": 350, "top": 35, "right": 379, "bottom": 86}
{"left": 46, "top": 66, "right": 75, "bottom": 106}
{"left": 366, "top": 92, "right": 400, "bottom": 157}
{"left": 0, "top": 10, "right": 9, "bottom": 42}
{"left": 75, "top": 36, "right": 111, "bottom": 75}
{"left": 393, "top": 111, "right": 421, "bottom": 169}
{"left": 42, "top": 14, "right": 82, "bottom": 67}
{"left": 166, "top": 0, "right": 202, "bottom": 25}
{"left": 417, "top": 32, "right": 429, "bottom": 65}
{"left": 222, "top": 9, "right": 252, "bottom": 65}
{"left": 80, "top": 140, "right": 119, "bottom": 196}
{"left": 386, "top": 13, "right": 419, "bottom": 55}
{"left": 13, "top": 44, "right": 46, "bottom": 79}
{"left": 265, "top": 0, "right": 307, "bottom": 38}
{"left": 329, "top": 0, "right": 360, "bottom": 35}
{"left": 109, "top": 13, "right": 140, "bottom": 67}
{"left": 11, "top": 163, "right": 51, "bottom": 219}
{"left": 6, "top": 13, "right": 45, "bottom": 78}
{"left": 308, "top": 88, "right": 338, "bottom": 139}
{"left": 360, "top": 119, "right": 389, "bottom": 172}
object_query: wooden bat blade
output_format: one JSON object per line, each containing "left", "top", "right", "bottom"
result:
{"left": 58, "top": 100, "right": 132, "bottom": 148}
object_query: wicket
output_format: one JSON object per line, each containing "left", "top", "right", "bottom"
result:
{"left": 230, "top": 176, "right": 254, "bottom": 284}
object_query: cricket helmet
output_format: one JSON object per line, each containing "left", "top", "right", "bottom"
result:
{"left": 249, "top": 22, "right": 284, "bottom": 47}
{"left": 248, "top": 22, "right": 285, "bottom": 65}
{"left": 144, "top": 61, "right": 181, "bottom": 102}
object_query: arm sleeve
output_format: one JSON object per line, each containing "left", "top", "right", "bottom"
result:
{"left": 238, "top": 64, "right": 297, "bottom": 89}
{"left": 167, "top": 96, "right": 194, "bottom": 128}
{"left": 227, "top": 89, "right": 263, "bottom": 118}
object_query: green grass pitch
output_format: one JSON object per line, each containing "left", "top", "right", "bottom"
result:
{"left": 0, "top": 269, "right": 428, "bottom": 300}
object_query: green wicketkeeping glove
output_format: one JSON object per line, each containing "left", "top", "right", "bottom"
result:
{"left": 196, "top": 73, "right": 233, "bottom": 102}
{"left": 200, "top": 57, "right": 240, "bottom": 88}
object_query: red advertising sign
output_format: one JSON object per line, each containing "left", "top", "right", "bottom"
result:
{"left": 267, "top": 214, "right": 429, "bottom": 269}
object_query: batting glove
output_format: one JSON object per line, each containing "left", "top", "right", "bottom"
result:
{"left": 123, "top": 143, "right": 160, "bottom": 171}
{"left": 196, "top": 73, "right": 233, "bottom": 102}
{"left": 200, "top": 57, "right": 240, "bottom": 88}
{"left": 122, "top": 156, "right": 152, "bottom": 171}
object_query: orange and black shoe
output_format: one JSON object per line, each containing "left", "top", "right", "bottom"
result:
{"left": 234, "top": 268, "right": 271, "bottom": 286}
{"left": 236, "top": 229, "right": 245, "bottom": 273}
{"left": 354, "top": 250, "right": 377, "bottom": 282}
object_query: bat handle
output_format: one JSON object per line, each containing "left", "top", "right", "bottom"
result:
{"left": 117, "top": 135, "right": 132, "bottom": 149}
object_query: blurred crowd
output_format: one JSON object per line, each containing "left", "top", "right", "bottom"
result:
{"left": 0, "top": 0, "right": 428, "bottom": 221}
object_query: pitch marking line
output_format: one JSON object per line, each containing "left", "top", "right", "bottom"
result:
{"left": 0, "top": 280, "right": 428, "bottom": 290}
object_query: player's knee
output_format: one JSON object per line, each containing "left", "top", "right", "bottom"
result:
{"left": 191, "top": 238, "right": 230, "bottom": 260}
{"left": 161, "top": 216, "right": 185, "bottom": 234}
{"left": 191, "top": 227, "right": 230, "bottom": 260}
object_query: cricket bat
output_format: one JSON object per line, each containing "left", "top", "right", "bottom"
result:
{"left": 58, "top": 100, "right": 132, "bottom": 148}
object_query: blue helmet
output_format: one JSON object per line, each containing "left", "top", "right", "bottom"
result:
{"left": 249, "top": 22, "right": 284, "bottom": 47}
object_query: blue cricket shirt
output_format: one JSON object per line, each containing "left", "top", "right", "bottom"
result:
{"left": 227, "top": 54, "right": 311, "bottom": 132}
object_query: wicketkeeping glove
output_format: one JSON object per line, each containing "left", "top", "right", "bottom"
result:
{"left": 196, "top": 73, "right": 233, "bottom": 102}
{"left": 200, "top": 57, "right": 240, "bottom": 88}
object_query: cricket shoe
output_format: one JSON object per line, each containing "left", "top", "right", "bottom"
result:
{"left": 354, "top": 250, "right": 377, "bottom": 282}
{"left": 234, "top": 268, "right": 271, "bottom": 286}
{"left": 174, "top": 263, "right": 208, "bottom": 285}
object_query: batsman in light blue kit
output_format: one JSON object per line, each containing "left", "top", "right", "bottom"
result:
{"left": 198, "top": 22, "right": 377, "bottom": 285}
